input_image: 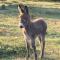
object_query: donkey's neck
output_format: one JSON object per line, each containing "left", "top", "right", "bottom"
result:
{"left": 25, "top": 21, "right": 35, "bottom": 36}
{"left": 22, "top": 14, "right": 34, "bottom": 34}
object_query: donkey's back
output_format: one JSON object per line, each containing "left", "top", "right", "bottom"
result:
{"left": 31, "top": 18, "right": 47, "bottom": 35}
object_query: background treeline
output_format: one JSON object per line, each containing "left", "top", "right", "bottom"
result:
{"left": 25, "top": 0, "right": 60, "bottom": 2}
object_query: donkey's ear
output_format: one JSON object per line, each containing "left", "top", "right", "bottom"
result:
{"left": 25, "top": 6, "right": 29, "bottom": 14}
{"left": 18, "top": 4, "right": 25, "bottom": 13}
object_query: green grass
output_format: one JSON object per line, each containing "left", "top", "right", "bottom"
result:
{"left": 0, "top": 1, "right": 60, "bottom": 60}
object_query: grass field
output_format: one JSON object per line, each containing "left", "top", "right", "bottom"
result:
{"left": 0, "top": 1, "right": 60, "bottom": 60}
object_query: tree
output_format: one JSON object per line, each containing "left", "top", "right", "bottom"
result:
{"left": 0, "top": 0, "right": 7, "bottom": 9}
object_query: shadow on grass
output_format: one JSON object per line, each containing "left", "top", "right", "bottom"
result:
{"left": 0, "top": 42, "right": 57, "bottom": 60}
{"left": 0, "top": 46, "right": 26, "bottom": 58}
{"left": 0, "top": 45, "right": 33, "bottom": 60}
{"left": 29, "top": 6, "right": 60, "bottom": 19}
{"left": 0, "top": 3, "right": 18, "bottom": 17}
{"left": 0, "top": 3, "right": 60, "bottom": 19}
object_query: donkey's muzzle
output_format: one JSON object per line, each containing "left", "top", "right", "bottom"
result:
{"left": 19, "top": 23, "right": 24, "bottom": 28}
{"left": 20, "top": 25, "right": 23, "bottom": 28}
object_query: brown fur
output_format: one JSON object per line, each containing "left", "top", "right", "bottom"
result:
{"left": 18, "top": 4, "right": 47, "bottom": 60}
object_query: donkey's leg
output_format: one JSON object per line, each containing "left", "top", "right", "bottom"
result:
{"left": 31, "top": 37, "right": 37, "bottom": 60}
{"left": 40, "top": 35, "right": 45, "bottom": 59}
{"left": 26, "top": 40, "right": 30, "bottom": 60}
{"left": 39, "top": 34, "right": 45, "bottom": 59}
{"left": 26, "top": 36, "right": 30, "bottom": 60}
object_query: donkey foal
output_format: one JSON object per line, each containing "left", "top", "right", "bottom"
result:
{"left": 18, "top": 4, "right": 47, "bottom": 60}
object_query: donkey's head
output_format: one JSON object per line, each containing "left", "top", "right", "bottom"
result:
{"left": 18, "top": 4, "right": 30, "bottom": 29}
